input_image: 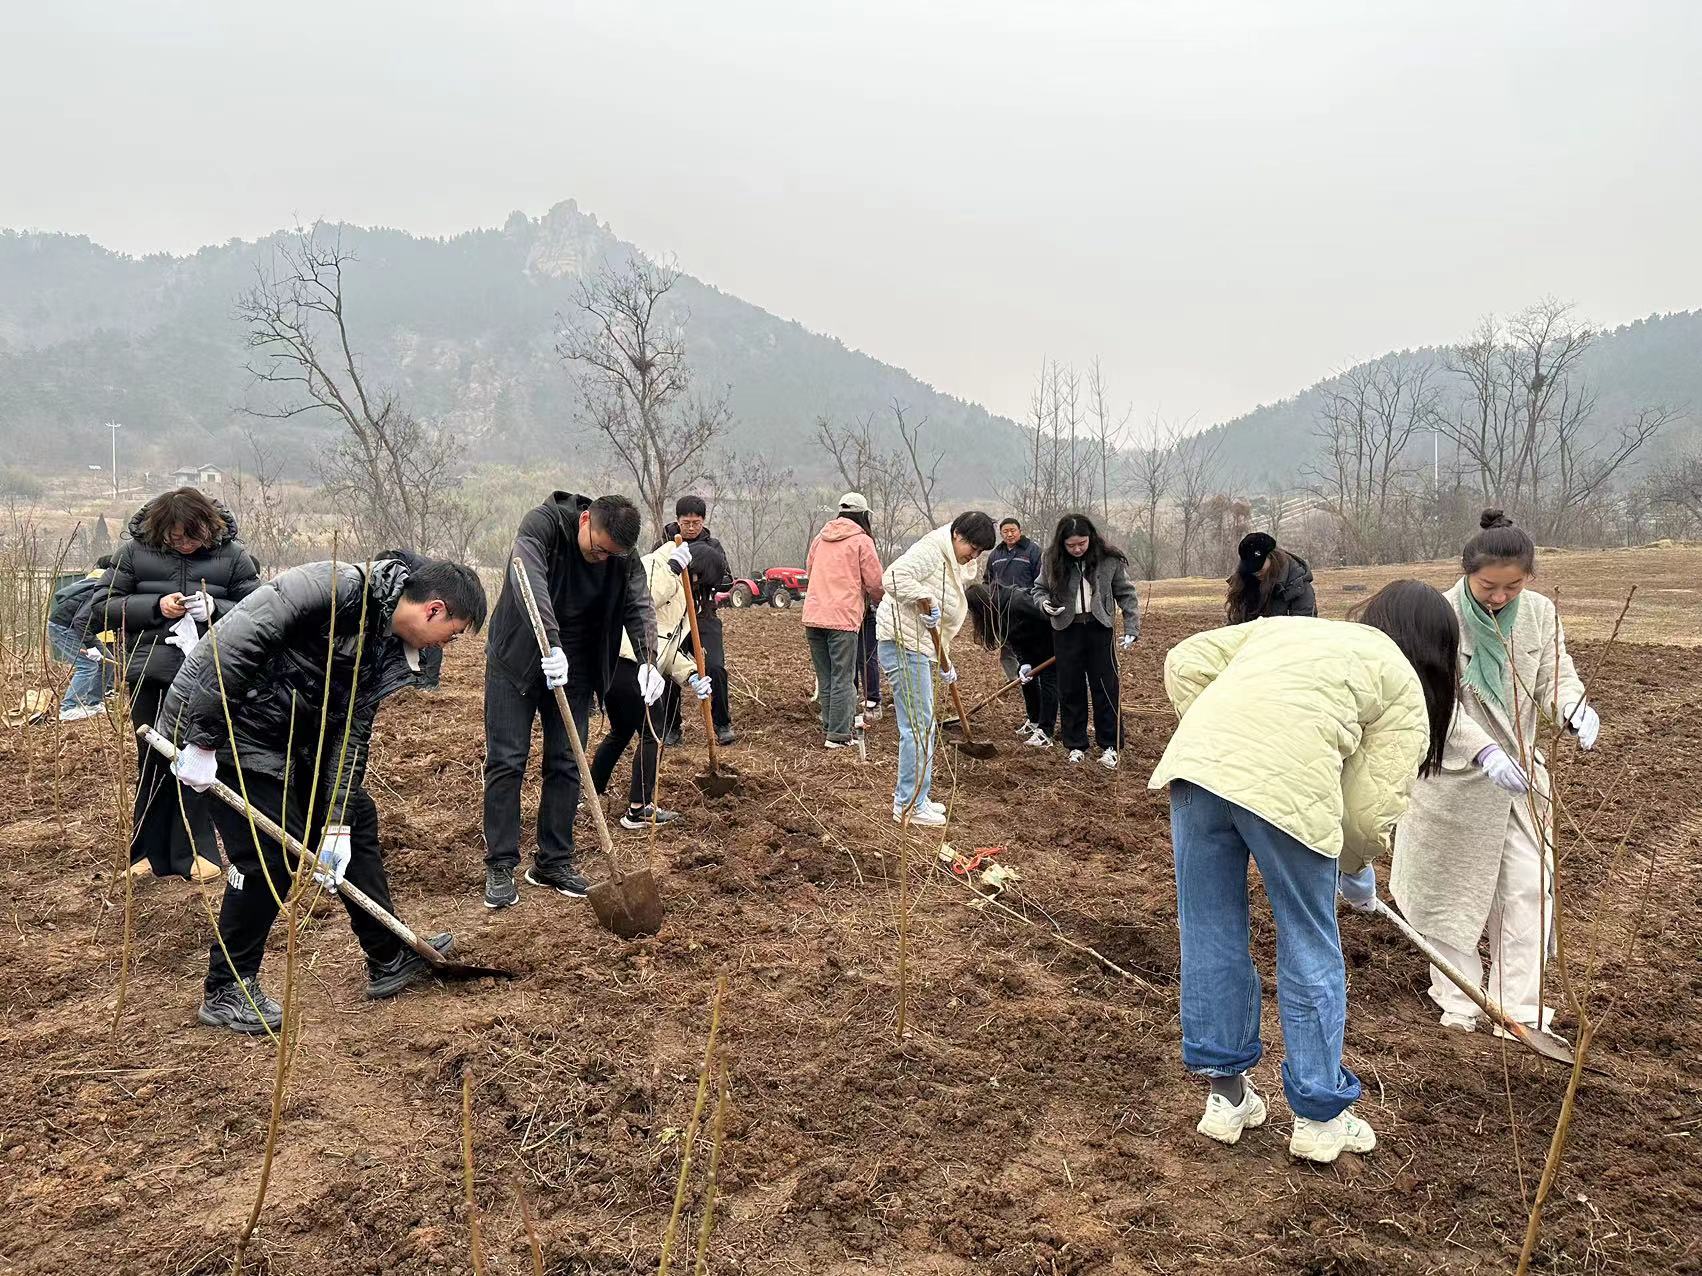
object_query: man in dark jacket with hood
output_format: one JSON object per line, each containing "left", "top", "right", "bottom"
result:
{"left": 658, "top": 494, "right": 734, "bottom": 746}
{"left": 982, "top": 517, "right": 1043, "bottom": 687}
{"left": 161, "top": 552, "right": 487, "bottom": 1032}
{"left": 483, "top": 491, "right": 658, "bottom": 909}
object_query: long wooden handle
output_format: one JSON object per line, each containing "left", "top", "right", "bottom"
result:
{"left": 509, "top": 558, "right": 624, "bottom": 884}
{"left": 1371, "top": 898, "right": 1545, "bottom": 1046}
{"left": 927, "top": 626, "right": 976, "bottom": 745}
{"left": 137, "top": 725, "right": 448, "bottom": 967}
{"left": 961, "top": 656, "right": 1057, "bottom": 721}
{"left": 673, "top": 536, "right": 721, "bottom": 774}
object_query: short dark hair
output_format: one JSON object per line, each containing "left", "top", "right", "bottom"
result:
{"left": 404, "top": 560, "right": 488, "bottom": 632}
{"left": 1350, "top": 579, "right": 1459, "bottom": 778}
{"left": 1461, "top": 508, "right": 1536, "bottom": 576}
{"left": 999, "top": 517, "right": 1021, "bottom": 530}
{"left": 950, "top": 510, "right": 998, "bottom": 552}
{"left": 140, "top": 487, "right": 224, "bottom": 551}
{"left": 675, "top": 495, "right": 707, "bottom": 519}
{"left": 590, "top": 495, "right": 642, "bottom": 551}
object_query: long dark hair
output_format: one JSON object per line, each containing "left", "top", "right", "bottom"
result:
{"left": 1350, "top": 579, "right": 1459, "bottom": 778}
{"left": 965, "top": 581, "right": 1048, "bottom": 651}
{"left": 840, "top": 508, "right": 873, "bottom": 536}
{"left": 1042, "top": 513, "right": 1125, "bottom": 602}
{"left": 139, "top": 487, "right": 224, "bottom": 552}
{"left": 1461, "top": 508, "right": 1536, "bottom": 576}
{"left": 1225, "top": 546, "right": 1296, "bottom": 624}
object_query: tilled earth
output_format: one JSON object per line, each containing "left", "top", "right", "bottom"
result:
{"left": 2, "top": 601, "right": 1699, "bottom": 1275}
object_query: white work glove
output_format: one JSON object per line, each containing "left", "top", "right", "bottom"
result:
{"left": 939, "top": 665, "right": 959, "bottom": 685}
{"left": 687, "top": 672, "right": 713, "bottom": 701}
{"left": 637, "top": 662, "right": 666, "bottom": 705}
{"left": 921, "top": 604, "right": 941, "bottom": 631}
{"left": 539, "top": 645, "right": 569, "bottom": 689}
{"left": 1564, "top": 700, "right": 1599, "bottom": 751}
{"left": 171, "top": 743, "right": 219, "bottom": 792}
{"left": 1476, "top": 744, "right": 1530, "bottom": 795}
{"left": 1337, "top": 864, "right": 1378, "bottom": 914}
{"left": 313, "top": 824, "right": 352, "bottom": 888}
{"left": 1119, "top": 633, "right": 1137, "bottom": 650}
{"left": 1040, "top": 599, "right": 1065, "bottom": 618}
{"left": 1018, "top": 663, "right": 1034, "bottom": 684}
{"left": 81, "top": 645, "right": 104, "bottom": 661}
{"left": 667, "top": 542, "right": 693, "bottom": 575}
{"left": 182, "top": 591, "right": 213, "bottom": 624}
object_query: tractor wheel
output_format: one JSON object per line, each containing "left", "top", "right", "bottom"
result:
{"left": 729, "top": 583, "right": 754, "bottom": 609}
{"left": 769, "top": 587, "right": 792, "bottom": 610}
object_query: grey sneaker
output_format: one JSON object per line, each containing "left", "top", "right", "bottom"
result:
{"left": 198, "top": 977, "right": 283, "bottom": 1034}
{"left": 366, "top": 933, "right": 454, "bottom": 1000}
{"left": 484, "top": 864, "right": 519, "bottom": 909}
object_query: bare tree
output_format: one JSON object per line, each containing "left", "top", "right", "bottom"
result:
{"left": 715, "top": 450, "right": 799, "bottom": 576}
{"left": 815, "top": 413, "right": 914, "bottom": 555}
{"left": 1087, "top": 358, "right": 1131, "bottom": 528}
{"left": 557, "top": 257, "right": 730, "bottom": 538}
{"left": 225, "top": 429, "right": 302, "bottom": 573}
{"left": 890, "top": 398, "right": 942, "bottom": 527}
{"left": 1126, "top": 414, "right": 1182, "bottom": 580}
{"left": 238, "top": 224, "right": 467, "bottom": 555}
{"left": 1648, "top": 448, "right": 1702, "bottom": 534}
{"left": 1172, "top": 428, "right": 1227, "bottom": 577}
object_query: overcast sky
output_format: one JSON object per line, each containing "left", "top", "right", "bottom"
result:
{"left": 2, "top": 0, "right": 1698, "bottom": 427}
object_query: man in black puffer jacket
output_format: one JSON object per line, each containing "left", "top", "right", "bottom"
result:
{"left": 658, "top": 495, "right": 734, "bottom": 746}
{"left": 160, "top": 552, "right": 487, "bottom": 1033}
{"left": 78, "top": 488, "right": 261, "bottom": 880}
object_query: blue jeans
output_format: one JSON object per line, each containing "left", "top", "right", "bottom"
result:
{"left": 48, "top": 621, "right": 110, "bottom": 712}
{"left": 877, "top": 639, "right": 935, "bottom": 811}
{"left": 1170, "top": 780, "right": 1361, "bottom": 1121}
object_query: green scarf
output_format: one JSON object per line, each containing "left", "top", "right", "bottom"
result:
{"left": 1461, "top": 587, "right": 1520, "bottom": 714}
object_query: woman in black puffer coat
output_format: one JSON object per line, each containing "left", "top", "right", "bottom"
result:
{"left": 79, "top": 488, "right": 261, "bottom": 880}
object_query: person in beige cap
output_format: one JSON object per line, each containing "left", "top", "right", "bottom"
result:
{"left": 801, "top": 493, "right": 886, "bottom": 747}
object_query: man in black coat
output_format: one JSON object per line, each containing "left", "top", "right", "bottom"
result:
{"left": 658, "top": 494, "right": 734, "bottom": 746}
{"left": 981, "top": 517, "right": 1044, "bottom": 691}
{"left": 161, "top": 553, "right": 487, "bottom": 1032}
{"left": 482, "top": 491, "right": 658, "bottom": 909}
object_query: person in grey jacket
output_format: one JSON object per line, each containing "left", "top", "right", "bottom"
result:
{"left": 1033, "top": 513, "right": 1140, "bottom": 768}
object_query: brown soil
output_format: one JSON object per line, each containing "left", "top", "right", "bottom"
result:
{"left": 3, "top": 569, "right": 1700, "bottom": 1274}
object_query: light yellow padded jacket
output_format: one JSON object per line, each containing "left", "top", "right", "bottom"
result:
{"left": 1148, "top": 617, "right": 1429, "bottom": 871}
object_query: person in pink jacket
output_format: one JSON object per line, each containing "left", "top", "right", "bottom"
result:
{"left": 802, "top": 493, "right": 886, "bottom": 748}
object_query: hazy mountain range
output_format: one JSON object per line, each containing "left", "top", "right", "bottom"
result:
{"left": 1, "top": 200, "right": 1696, "bottom": 495}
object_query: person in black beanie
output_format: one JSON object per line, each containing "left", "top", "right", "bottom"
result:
{"left": 1226, "top": 532, "right": 1317, "bottom": 623}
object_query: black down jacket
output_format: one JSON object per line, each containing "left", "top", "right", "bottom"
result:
{"left": 77, "top": 502, "right": 261, "bottom": 684}
{"left": 159, "top": 554, "right": 441, "bottom": 793}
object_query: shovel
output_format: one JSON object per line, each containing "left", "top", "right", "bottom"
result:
{"left": 674, "top": 537, "right": 741, "bottom": 798}
{"left": 927, "top": 627, "right": 996, "bottom": 759}
{"left": 509, "top": 559, "right": 664, "bottom": 939}
{"left": 139, "top": 725, "right": 514, "bottom": 980}
{"left": 1371, "top": 898, "right": 1580, "bottom": 1069}
{"left": 942, "top": 656, "right": 1056, "bottom": 731}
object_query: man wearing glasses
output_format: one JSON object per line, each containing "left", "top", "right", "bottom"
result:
{"left": 482, "top": 491, "right": 658, "bottom": 908}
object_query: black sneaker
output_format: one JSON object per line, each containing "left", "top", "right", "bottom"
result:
{"left": 525, "top": 865, "right": 590, "bottom": 898}
{"left": 198, "top": 977, "right": 283, "bottom": 1034}
{"left": 366, "top": 933, "right": 454, "bottom": 1000}
{"left": 715, "top": 725, "right": 736, "bottom": 746}
{"left": 620, "top": 804, "right": 679, "bottom": 830}
{"left": 484, "top": 864, "right": 519, "bottom": 909}
{"left": 662, "top": 726, "right": 683, "bottom": 748}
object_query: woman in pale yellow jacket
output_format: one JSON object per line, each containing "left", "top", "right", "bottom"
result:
{"left": 1148, "top": 581, "right": 1459, "bottom": 1165}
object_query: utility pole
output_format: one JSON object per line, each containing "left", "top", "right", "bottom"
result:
{"left": 105, "top": 421, "right": 122, "bottom": 503}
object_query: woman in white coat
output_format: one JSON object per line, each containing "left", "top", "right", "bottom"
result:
{"left": 1390, "top": 510, "right": 1600, "bottom": 1036}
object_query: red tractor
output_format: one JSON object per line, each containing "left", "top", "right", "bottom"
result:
{"left": 716, "top": 566, "right": 810, "bottom": 610}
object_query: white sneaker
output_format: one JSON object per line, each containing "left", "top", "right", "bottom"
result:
{"left": 1026, "top": 730, "right": 1054, "bottom": 749}
{"left": 59, "top": 703, "right": 106, "bottom": 722}
{"left": 1016, "top": 720, "right": 1039, "bottom": 739}
{"left": 864, "top": 701, "right": 882, "bottom": 720}
{"left": 1439, "top": 1011, "right": 1479, "bottom": 1033}
{"left": 1099, "top": 747, "right": 1119, "bottom": 769}
{"left": 1196, "top": 1077, "right": 1267, "bottom": 1146}
{"left": 1067, "top": 749, "right": 1086, "bottom": 764}
{"left": 923, "top": 798, "right": 946, "bottom": 815}
{"left": 893, "top": 804, "right": 946, "bottom": 827}
{"left": 824, "top": 739, "right": 848, "bottom": 750}
{"left": 1289, "top": 1110, "right": 1377, "bottom": 1163}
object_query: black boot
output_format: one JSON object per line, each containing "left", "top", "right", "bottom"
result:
{"left": 365, "top": 933, "right": 454, "bottom": 1000}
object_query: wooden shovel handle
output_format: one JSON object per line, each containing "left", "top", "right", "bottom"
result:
{"left": 927, "top": 626, "right": 977, "bottom": 745}
{"left": 673, "top": 535, "right": 722, "bottom": 774}
{"left": 509, "top": 558, "right": 624, "bottom": 884}
{"left": 961, "top": 656, "right": 1056, "bottom": 721}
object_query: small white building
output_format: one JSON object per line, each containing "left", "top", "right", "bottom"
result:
{"left": 170, "top": 463, "right": 223, "bottom": 489}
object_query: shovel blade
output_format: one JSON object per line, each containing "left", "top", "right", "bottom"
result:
{"left": 427, "top": 958, "right": 521, "bottom": 981}
{"left": 588, "top": 870, "right": 664, "bottom": 939}
{"left": 1506, "top": 1022, "right": 1580, "bottom": 1068}
{"left": 952, "top": 740, "right": 997, "bottom": 760}
{"left": 693, "top": 769, "right": 742, "bottom": 798}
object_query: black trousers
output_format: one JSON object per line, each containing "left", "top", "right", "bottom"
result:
{"left": 665, "top": 616, "right": 731, "bottom": 732}
{"left": 857, "top": 609, "right": 881, "bottom": 707}
{"left": 591, "top": 659, "right": 674, "bottom": 809}
{"left": 1020, "top": 665, "right": 1061, "bottom": 738}
{"left": 129, "top": 678, "right": 219, "bottom": 877}
{"left": 204, "top": 769, "right": 398, "bottom": 993}
{"left": 482, "top": 665, "right": 592, "bottom": 872}
{"left": 1054, "top": 619, "right": 1121, "bottom": 751}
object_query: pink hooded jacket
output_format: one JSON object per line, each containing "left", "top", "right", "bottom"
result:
{"left": 802, "top": 517, "right": 885, "bottom": 632}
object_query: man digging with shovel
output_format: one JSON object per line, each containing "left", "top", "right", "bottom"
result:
{"left": 160, "top": 553, "right": 488, "bottom": 1033}
{"left": 481, "top": 492, "right": 658, "bottom": 909}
